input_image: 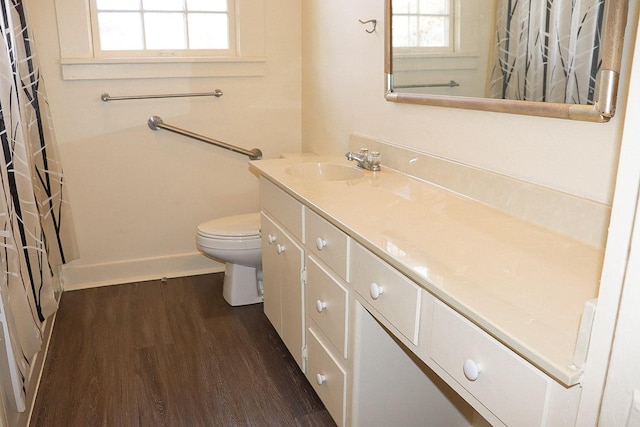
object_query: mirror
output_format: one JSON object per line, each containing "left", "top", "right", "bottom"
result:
{"left": 385, "top": 0, "right": 629, "bottom": 122}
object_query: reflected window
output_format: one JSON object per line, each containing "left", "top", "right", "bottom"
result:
{"left": 392, "top": 0, "right": 454, "bottom": 52}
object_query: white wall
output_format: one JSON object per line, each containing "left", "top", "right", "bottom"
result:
{"left": 600, "top": 209, "right": 640, "bottom": 425}
{"left": 28, "top": 0, "right": 302, "bottom": 288}
{"left": 302, "top": 0, "right": 637, "bottom": 205}
{"left": 598, "top": 17, "right": 640, "bottom": 424}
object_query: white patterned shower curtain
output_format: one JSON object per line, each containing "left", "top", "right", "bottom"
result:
{"left": 489, "top": 0, "right": 605, "bottom": 104}
{"left": 0, "top": 0, "right": 77, "bottom": 414}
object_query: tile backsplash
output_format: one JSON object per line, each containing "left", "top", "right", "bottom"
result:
{"left": 349, "top": 134, "right": 610, "bottom": 248}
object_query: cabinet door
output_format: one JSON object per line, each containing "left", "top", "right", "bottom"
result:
{"left": 261, "top": 213, "right": 305, "bottom": 370}
{"left": 261, "top": 213, "right": 282, "bottom": 333}
{"left": 279, "top": 230, "right": 304, "bottom": 369}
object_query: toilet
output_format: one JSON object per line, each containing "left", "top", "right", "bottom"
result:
{"left": 196, "top": 212, "right": 263, "bottom": 306}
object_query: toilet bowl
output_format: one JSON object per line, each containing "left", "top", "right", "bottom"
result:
{"left": 196, "top": 212, "right": 262, "bottom": 306}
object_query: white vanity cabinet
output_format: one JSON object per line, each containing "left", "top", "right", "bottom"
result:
{"left": 260, "top": 177, "right": 351, "bottom": 425}
{"left": 254, "top": 161, "right": 586, "bottom": 427}
{"left": 303, "top": 209, "right": 351, "bottom": 426}
{"left": 260, "top": 179, "right": 305, "bottom": 369}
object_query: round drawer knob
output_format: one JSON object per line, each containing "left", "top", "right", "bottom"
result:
{"left": 316, "top": 373, "right": 327, "bottom": 385}
{"left": 369, "top": 282, "right": 384, "bottom": 300}
{"left": 267, "top": 234, "right": 277, "bottom": 244}
{"left": 316, "top": 237, "right": 327, "bottom": 251}
{"left": 316, "top": 299, "right": 327, "bottom": 313}
{"left": 463, "top": 359, "right": 481, "bottom": 381}
{"left": 276, "top": 244, "right": 286, "bottom": 254}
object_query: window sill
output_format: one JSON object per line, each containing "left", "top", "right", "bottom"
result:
{"left": 60, "top": 57, "right": 266, "bottom": 80}
{"left": 392, "top": 53, "right": 480, "bottom": 72}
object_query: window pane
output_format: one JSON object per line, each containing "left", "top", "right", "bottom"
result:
{"left": 393, "top": 0, "right": 416, "bottom": 14}
{"left": 392, "top": 15, "right": 412, "bottom": 47}
{"left": 98, "top": 12, "right": 144, "bottom": 50}
{"left": 96, "top": 0, "right": 140, "bottom": 11}
{"left": 420, "top": 0, "right": 448, "bottom": 14}
{"left": 144, "top": 12, "right": 187, "bottom": 49}
{"left": 419, "top": 16, "right": 448, "bottom": 47}
{"left": 188, "top": 13, "right": 228, "bottom": 49}
{"left": 142, "top": 0, "right": 184, "bottom": 11}
{"left": 187, "top": 0, "right": 227, "bottom": 12}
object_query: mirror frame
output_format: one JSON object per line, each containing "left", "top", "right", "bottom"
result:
{"left": 384, "top": 0, "right": 629, "bottom": 122}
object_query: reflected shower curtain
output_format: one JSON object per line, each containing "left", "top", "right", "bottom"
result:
{"left": 489, "top": 0, "right": 605, "bottom": 103}
{"left": 0, "top": 0, "right": 77, "bottom": 412}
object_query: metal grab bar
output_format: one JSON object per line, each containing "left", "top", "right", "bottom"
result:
{"left": 147, "top": 116, "right": 262, "bottom": 160}
{"left": 394, "top": 80, "right": 460, "bottom": 89}
{"left": 102, "top": 89, "right": 223, "bottom": 102}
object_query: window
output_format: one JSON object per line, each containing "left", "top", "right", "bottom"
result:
{"left": 91, "top": 0, "right": 235, "bottom": 57}
{"left": 55, "top": 0, "right": 265, "bottom": 80}
{"left": 393, "top": 0, "right": 454, "bottom": 52}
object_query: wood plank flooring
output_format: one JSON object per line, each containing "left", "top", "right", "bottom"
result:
{"left": 31, "top": 273, "right": 336, "bottom": 426}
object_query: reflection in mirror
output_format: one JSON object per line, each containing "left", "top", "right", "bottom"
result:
{"left": 385, "top": 0, "right": 629, "bottom": 122}
{"left": 391, "top": 0, "right": 494, "bottom": 97}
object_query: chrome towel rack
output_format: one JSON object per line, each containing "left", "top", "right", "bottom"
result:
{"left": 102, "top": 89, "right": 223, "bottom": 102}
{"left": 147, "top": 116, "right": 262, "bottom": 160}
{"left": 394, "top": 80, "right": 460, "bottom": 89}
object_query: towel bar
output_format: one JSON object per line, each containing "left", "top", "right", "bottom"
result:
{"left": 102, "top": 89, "right": 223, "bottom": 102}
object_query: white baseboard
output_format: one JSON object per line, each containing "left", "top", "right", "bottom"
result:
{"left": 61, "top": 252, "right": 225, "bottom": 291}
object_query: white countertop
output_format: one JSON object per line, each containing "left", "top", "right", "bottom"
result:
{"left": 250, "top": 156, "right": 603, "bottom": 386}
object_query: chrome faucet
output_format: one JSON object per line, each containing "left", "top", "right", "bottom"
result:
{"left": 345, "top": 148, "right": 381, "bottom": 171}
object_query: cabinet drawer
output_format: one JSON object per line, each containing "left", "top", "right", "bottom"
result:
{"left": 431, "top": 301, "right": 550, "bottom": 427}
{"left": 306, "top": 327, "right": 347, "bottom": 427}
{"left": 305, "top": 209, "right": 349, "bottom": 281}
{"left": 259, "top": 177, "right": 303, "bottom": 241}
{"left": 306, "top": 256, "right": 349, "bottom": 359}
{"left": 350, "top": 242, "right": 421, "bottom": 345}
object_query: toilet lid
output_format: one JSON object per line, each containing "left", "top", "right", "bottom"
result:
{"left": 197, "top": 212, "right": 261, "bottom": 239}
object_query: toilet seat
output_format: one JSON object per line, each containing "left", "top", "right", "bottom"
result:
{"left": 196, "top": 212, "right": 261, "bottom": 251}
{"left": 197, "top": 212, "right": 261, "bottom": 240}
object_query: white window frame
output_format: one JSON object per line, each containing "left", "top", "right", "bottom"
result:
{"left": 54, "top": 0, "right": 265, "bottom": 80}
{"left": 89, "top": 0, "right": 237, "bottom": 59}
{"left": 391, "top": 0, "right": 488, "bottom": 82}
{"left": 393, "top": 0, "right": 456, "bottom": 54}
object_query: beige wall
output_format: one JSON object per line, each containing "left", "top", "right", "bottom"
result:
{"left": 599, "top": 16, "right": 640, "bottom": 423}
{"left": 32, "top": 0, "right": 633, "bottom": 288}
{"left": 29, "top": 0, "right": 302, "bottom": 288}
{"left": 302, "top": 0, "right": 637, "bottom": 205}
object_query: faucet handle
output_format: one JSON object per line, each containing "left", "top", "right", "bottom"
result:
{"left": 368, "top": 151, "right": 381, "bottom": 171}
{"left": 358, "top": 147, "right": 369, "bottom": 156}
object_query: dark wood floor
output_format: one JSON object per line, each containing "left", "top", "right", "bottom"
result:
{"left": 31, "top": 273, "right": 335, "bottom": 426}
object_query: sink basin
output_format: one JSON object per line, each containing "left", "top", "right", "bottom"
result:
{"left": 285, "top": 162, "right": 364, "bottom": 181}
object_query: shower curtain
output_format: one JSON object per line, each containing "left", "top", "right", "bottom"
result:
{"left": 0, "top": 0, "right": 77, "bottom": 413}
{"left": 489, "top": 0, "right": 605, "bottom": 104}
